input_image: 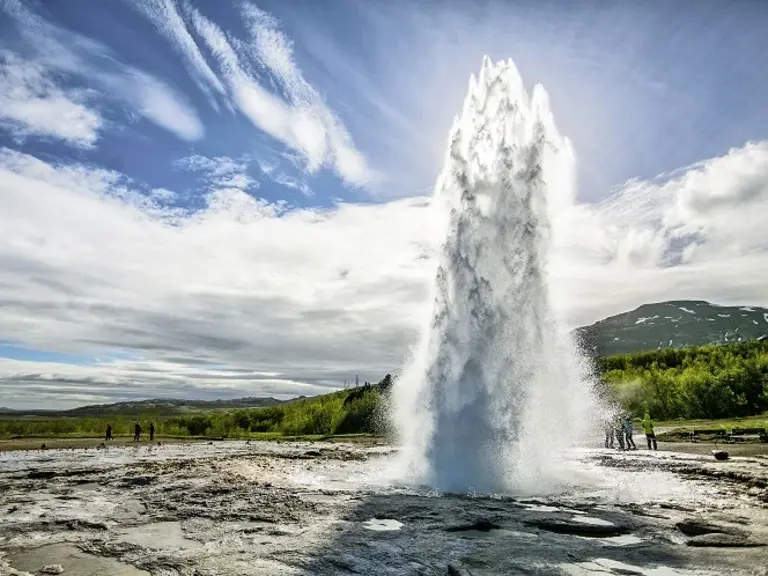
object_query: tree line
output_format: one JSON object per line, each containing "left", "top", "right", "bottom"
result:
{"left": 597, "top": 339, "right": 768, "bottom": 420}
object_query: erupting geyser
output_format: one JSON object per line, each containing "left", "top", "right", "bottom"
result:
{"left": 391, "top": 57, "right": 598, "bottom": 494}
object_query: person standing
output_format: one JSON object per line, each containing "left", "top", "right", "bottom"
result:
{"left": 614, "top": 417, "right": 625, "bottom": 450}
{"left": 134, "top": 422, "right": 142, "bottom": 442}
{"left": 604, "top": 420, "right": 615, "bottom": 449}
{"left": 623, "top": 415, "right": 637, "bottom": 450}
{"left": 105, "top": 424, "right": 113, "bottom": 441}
{"left": 149, "top": 422, "right": 155, "bottom": 442}
{"left": 641, "top": 413, "right": 657, "bottom": 450}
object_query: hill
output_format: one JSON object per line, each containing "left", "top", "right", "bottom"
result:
{"left": 576, "top": 300, "right": 768, "bottom": 357}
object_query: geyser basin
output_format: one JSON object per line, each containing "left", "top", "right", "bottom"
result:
{"left": 392, "top": 57, "right": 598, "bottom": 494}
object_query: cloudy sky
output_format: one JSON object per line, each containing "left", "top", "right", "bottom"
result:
{"left": 1, "top": 0, "right": 768, "bottom": 410}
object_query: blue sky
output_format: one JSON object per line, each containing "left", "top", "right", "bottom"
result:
{"left": 2, "top": 0, "right": 768, "bottom": 409}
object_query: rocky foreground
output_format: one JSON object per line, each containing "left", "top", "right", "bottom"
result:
{"left": 0, "top": 441, "right": 767, "bottom": 575}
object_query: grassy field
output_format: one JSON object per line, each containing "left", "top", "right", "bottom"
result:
{"left": 655, "top": 414, "right": 768, "bottom": 433}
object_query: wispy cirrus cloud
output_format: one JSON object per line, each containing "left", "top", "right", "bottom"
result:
{"left": 0, "top": 50, "right": 102, "bottom": 147}
{"left": 126, "top": 0, "right": 229, "bottom": 112}
{"left": 176, "top": 154, "right": 257, "bottom": 191}
{"left": 240, "top": 3, "right": 372, "bottom": 187}
{"left": 183, "top": 3, "right": 375, "bottom": 188}
{"left": 0, "top": 0, "right": 204, "bottom": 143}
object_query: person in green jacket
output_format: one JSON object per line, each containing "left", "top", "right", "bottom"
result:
{"left": 641, "top": 413, "right": 657, "bottom": 450}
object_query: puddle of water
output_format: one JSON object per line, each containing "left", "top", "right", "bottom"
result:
{"left": 574, "top": 534, "right": 645, "bottom": 547}
{"left": 8, "top": 543, "right": 149, "bottom": 576}
{"left": 570, "top": 516, "right": 615, "bottom": 527}
{"left": 601, "top": 534, "right": 645, "bottom": 546}
{"left": 116, "top": 522, "right": 198, "bottom": 550}
{"left": 361, "top": 518, "right": 403, "bottom": 531}
{"left": 521, "top": 504, "right": 561, "bottom": 513}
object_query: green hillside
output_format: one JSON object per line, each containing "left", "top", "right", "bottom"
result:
{"left": 577, "top": 300, "right": 768, "bottom": 357}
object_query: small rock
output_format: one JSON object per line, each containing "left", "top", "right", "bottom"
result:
{"left": 41, "top": 565, "right": 64, "bottom": 575}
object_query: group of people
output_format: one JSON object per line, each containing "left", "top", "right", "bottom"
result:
{"left": 104, "top": 422, "right": 155, "bottom": 442}
{"left": 604, "top": 412, "right": 657, "bottom": 451}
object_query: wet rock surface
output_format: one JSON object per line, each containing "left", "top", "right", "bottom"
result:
{"left": 0, "top": 442, "right": 767, "bottom": 575}
{"left": 686, "top": 533, "right": 766, "bottom": 548}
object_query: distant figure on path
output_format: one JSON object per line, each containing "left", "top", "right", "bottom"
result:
{"left": 641, "top": 413, "right": 657, "bottom": 450}
{"left": 149, "top": 423, "right": 155, "bottom": 442}
{"left": 105, "top": 424, "right": 113, "bottom": 441}
{"left": 134, "top": 423, "right": 142, "bottom": 442}
{"left": 623, "top": 415, "right": 637, "bottom": 450}
{"left": 604, "top": 420, "right": 615, "bottom": 449}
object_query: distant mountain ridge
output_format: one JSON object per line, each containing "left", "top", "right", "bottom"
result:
{"left": 576, "top": 300, "right": 768, "bottom": 357}
{"left": 0, "top": 397, "right": 287, "bottom": 417}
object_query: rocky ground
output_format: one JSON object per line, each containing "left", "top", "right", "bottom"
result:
{"left": 1, "top": 441, "right": 767, "bottom": 575}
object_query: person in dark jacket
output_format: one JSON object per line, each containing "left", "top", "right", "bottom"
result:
{"left": 623, "top": 415, "right": 637, "bottom": 450}
{"left": 149, "top": 423, "right": 155, "bottom": 442}
{"left": 105, "top": 424, "right": 113, "bottom": 441}
{"left": 134, "top": 423, "right": 142, "bottom": 442}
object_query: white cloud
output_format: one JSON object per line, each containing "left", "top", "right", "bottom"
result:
{"left": 272, "top": 173, "right": 312, "bottom": 197}
{"left": 0, "top": 50, "right": 102, "bottom": 147}
{"left": 185, "top": 3, "right": 375, "bottom": 187}
{"left": 176, "top": 154, "right": 257, "bottom": 190}
{"left": 2, "top": 139, "right": 768, "bottom": 407}
{"left": 0, "top": 147, "right": 430, "bottom": 407}
{"left": 547, "top": 141, "right": 768, "bottom": 325}
{"left": 101, "top": 69, "right": 204, "bottom": 141}
{"left": 0, "top": 357, "right": 333, "bottom": 410}
{"left": 127, "top": 0, "right": 229, "bottom": 111}
{"left": 0, "top": 0, "right": 204, "bottom": 142}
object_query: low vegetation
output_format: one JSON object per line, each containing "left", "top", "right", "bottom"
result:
{"left": 0, "top": 377, "right": 391, "bottom": 440}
